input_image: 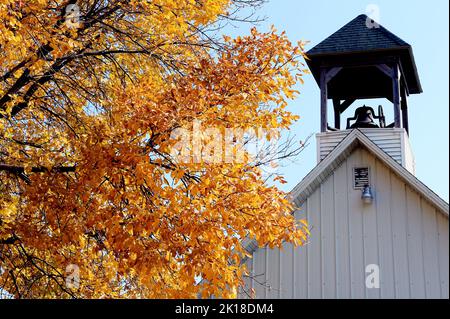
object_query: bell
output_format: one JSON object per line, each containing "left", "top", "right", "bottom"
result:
{"left": 349, "top": 106, "right": 380, "bottom": 129}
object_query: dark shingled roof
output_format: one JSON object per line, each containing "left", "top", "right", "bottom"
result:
{"left": 306, "top": 14, "right": 422, "bottom": 95}
{"left": 307, "top": 14, "right": 410, "bottom": 56}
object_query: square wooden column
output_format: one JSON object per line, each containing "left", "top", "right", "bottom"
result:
{"left": 401, "top": 84, "right": 409, "bottom": 135}
{"left": 392, "top": 63, "right": 402, "bottom": 128}
{"left": 333, "top": 99, "right": 341, "bottom": 130}
{"left": 320, "top": 67, "right": 342, "bottom": 132}
{"left": 320, "top": 68, "right": 328, "bottom": 132}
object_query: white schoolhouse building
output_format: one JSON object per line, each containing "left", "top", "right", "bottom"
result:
{"left": 239, "top": 14, "right": 449, "bottom": 299}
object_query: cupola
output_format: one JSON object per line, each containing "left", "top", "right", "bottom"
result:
{"left": 306, "top": 14, "right": 422, "bottom": 174}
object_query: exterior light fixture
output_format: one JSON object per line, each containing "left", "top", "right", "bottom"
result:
{"left": 361, "top": 184, "right": 374, "bottom": 204}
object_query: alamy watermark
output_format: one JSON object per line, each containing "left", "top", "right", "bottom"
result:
{"left": 65, "top": 4, "right": 81, "bottom": 29}
{"left": 65, "top": 264, "right": 80, "bottom": 289}
{"left": 170, "top": 120, "right": 282, "bottom": 173}
{"left": 365, "top": 264, "right": 380, "bottom": 289}
{"left": 366, "top": 4, "right": 381, "bottom": 29}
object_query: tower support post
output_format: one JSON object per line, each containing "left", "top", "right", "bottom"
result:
{"left": 320, "top": 68, "right": 328, "bottom": 132}
{"left": 392, "top": 63, "right": 402, "bottom": 128}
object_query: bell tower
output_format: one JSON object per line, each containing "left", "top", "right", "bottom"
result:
{"left": 306, "top": 14, "right": 422, "bottom": 174}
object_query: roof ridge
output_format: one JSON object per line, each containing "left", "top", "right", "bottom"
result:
{"left": 377, "top": 21, "right": 410, "bottom": 46}
{"left": 307, "top": 14, "right": 410, "bottom": 56}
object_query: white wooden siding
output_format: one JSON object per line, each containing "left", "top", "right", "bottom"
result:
{"left": 239, "top": 148, "right": 448, "bottom": 299}
{"left": 316, "top": 128, "right": 415, "bottom": 174}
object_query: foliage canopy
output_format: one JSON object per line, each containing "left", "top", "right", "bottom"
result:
{"left": 0, "top": 0, "right": 309, "bottom": 298}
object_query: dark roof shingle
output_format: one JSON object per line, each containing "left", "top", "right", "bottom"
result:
{"left": 305, "top": 14, "right": 422, "bottom": 94}
{"left": 307, "top": 14, "right": 410, "bottom": 56}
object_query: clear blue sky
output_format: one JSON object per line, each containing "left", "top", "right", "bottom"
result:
{"left": 224, "top": 0, "right": 449, "bottom": 201}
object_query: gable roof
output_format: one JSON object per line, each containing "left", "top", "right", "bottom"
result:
{"left": 307, "top": 14, "right": 409, "bottom": 56}
{"left": 289, "top": 129, "right": 449, "bottom": 216}
{"left": 242, "top": 129, "right": 448, "bottom": 257}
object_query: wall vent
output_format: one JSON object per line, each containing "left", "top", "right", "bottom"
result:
{"left": 353, "top": 167, "right": 370, "bottom": 189}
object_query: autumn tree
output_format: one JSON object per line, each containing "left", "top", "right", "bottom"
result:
{"left": 0, "top": 0, "right": 309, "bottom": 298}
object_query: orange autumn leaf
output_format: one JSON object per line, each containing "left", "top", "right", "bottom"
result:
{"left": 0, "top": 0, "right": 309, "bottom": 299}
